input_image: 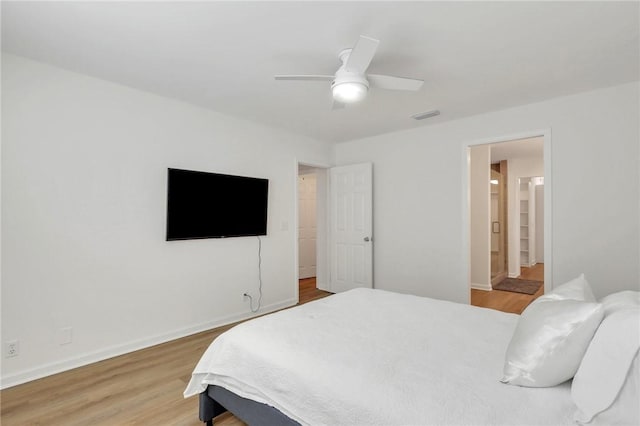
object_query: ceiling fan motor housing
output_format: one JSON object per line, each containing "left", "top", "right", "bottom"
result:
{"left": 332, "top": 62, "right": 369, "bottom": 103}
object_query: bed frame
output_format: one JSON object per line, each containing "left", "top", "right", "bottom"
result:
{"left": 199, "top": 385, "right": 300, "bottom": 426}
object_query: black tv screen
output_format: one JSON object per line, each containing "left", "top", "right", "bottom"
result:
{"left": 166, "top": 168, "right": 268, "bottom": 240}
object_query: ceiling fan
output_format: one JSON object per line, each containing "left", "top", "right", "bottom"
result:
{"left": 274, "top": 35, "right": 424, "bottom": 108}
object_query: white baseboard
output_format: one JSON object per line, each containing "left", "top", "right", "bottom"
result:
{"left": 471, "top": 282, "right": 492, "bottom": 291}
{"left": 0, "top": 298, "right": 297, "bottom": 390}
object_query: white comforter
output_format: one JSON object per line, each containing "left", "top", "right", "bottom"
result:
{"left": 184, "top": 288, "right": 575, "bottom": 425}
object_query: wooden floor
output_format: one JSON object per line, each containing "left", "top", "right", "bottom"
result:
{"left": 1, "top": 272, "right": 537, "bottom": 425}
{"left": 298, "top": 277, "right": 332, "bottom": 304}
{"left": 0, "top": 279, "right": 331, "bottom": 426}
{"left": 471, "top": 264, "right": 544, "bottom": 314}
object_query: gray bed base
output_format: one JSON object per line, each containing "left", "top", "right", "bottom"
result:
{"left": 199, "top": 385, "right": 301, "bottom": 426}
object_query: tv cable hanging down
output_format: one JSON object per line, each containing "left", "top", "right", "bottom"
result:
{"left": 244, "top": 236, "right": 263, "bottom": 313}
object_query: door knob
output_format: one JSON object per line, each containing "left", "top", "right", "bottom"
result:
{"left": 364, "top": 237, "right": 370, "bottom": 242}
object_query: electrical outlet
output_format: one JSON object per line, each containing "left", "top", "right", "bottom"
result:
{"left": 5, "top": 340, "right": 19, "bottom": 358}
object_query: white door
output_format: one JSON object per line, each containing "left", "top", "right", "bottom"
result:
{"left": 329, "top": 163, "right": 373, "bottom": 293}
{"left": 298, "top": 174, "right": 317, "bottom": 279}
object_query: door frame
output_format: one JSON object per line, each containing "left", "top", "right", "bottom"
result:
{"left": 294, "top": 159, "right": 331, "bottom": 303}
{"left": 462, "top": 129, "right": 553, "bottom": 299}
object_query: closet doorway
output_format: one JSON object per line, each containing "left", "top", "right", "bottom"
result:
{"left": 298, "top": 167, "right": 317, "bottom": 280}
{"left": 297, "top": 163, "right": 330, "bottom": 304}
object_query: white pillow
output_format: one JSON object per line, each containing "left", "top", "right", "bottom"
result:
{"left": 572, "top": 308, "right": 640, "bottom": 425}
{"left": 501, "top": 298, "right": 604, "bottom": 387}
{"left": 600, "top": 290, "right": 640, "bottom": 317}
{"left": 545, "top": 273, "right": 596, "bottom": 302}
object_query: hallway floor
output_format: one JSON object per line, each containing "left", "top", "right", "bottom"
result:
{"left": 299, "top": 277, "right": 332, "bottom": 303}
{"left": 471, "top": 264, "right": 544, "bottom": 314}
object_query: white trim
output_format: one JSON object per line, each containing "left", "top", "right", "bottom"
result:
{"left": 463, "top": 147, "right": 472, "bottom": 304}
{"left": 0, "top": 298, "right": 296, "bottom": 390}
{"left": 463, "top": 129, "right": 553, "bottom": 302}
{"left": 293, "top": 158, "right": 301, "bottom": 302}
{"left": 542, "top": 129, "right": 553, "bottom": 293}
{"left": 471, "top": 282, "right": 493, "bottom": 291}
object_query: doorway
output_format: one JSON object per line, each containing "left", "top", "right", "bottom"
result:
{"left": 518, "top": 176, "right": 544, "bottom": 269}
{"left": 296, "top": 163, "right": 331, "bottom": 303}
{"left": 295, "top": 161, "right": 374, "bottom": 302}
{"left": 298, "top": 169, "right": 317, "bottom": 280}
{"left": 515, "top": 176, "right": 545, "bottom": 288}
{"left": 466, "top": 133, "right": 551, "bottom": 313}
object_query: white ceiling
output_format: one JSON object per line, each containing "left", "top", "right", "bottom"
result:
{"left": 2, "top": 1, "right": 638, "bottom": 143}
{"left": 490, "top": 137, "right": 543, "bottom": 163}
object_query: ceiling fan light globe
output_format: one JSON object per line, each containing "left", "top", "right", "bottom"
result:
{"left": 332, "top": 82, "right": 368, "bottom": 103}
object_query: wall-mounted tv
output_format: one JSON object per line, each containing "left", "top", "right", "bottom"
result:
{"left": 166, "top": 168, "right": 268, "bottom": 240}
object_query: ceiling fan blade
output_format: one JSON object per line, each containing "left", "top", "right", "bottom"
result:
{"left": 344, "top": 35, "right": 379, "bottom": 73}
{"left": 368, "top": 74, "right": 424, "bottom": 91}
{"left": 274, "top": 75, "right": 334, "bottom": 82}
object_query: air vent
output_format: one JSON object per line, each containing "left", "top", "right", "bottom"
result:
{"left": 411, "top": 110, "right": 440, "bottom": 120}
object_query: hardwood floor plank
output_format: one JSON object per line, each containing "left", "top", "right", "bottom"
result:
{"left": 0, "top": 279, "right": 329, "bottom": 425}
{"left": 471, "top": 264, "right": 544, "bottom": 314}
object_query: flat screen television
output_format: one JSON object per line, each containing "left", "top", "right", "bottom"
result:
{"left": 166, "top": 168, "right": 268, "bottom": 240}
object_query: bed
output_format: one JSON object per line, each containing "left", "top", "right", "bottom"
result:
{"left": 184, "top": 284, "right": 640, "bottom": 426}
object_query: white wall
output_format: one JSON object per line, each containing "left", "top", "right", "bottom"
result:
{"left": 334, "top": 81, "right": 640, "bottom": 303}
{"left": 1, "top": 54, "right": 332, "bottom": 387}
{"left": 469, "top": 145, "right": 491, "bottom": 290}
